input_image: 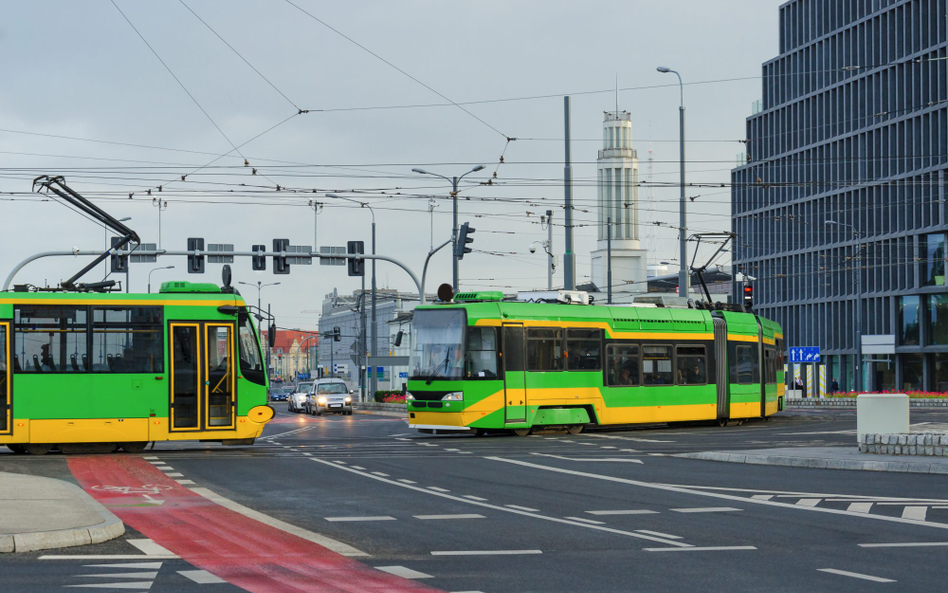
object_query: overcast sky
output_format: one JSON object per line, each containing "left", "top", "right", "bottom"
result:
{"left": 1, "top": 0, "right": 784, "bottom": 329}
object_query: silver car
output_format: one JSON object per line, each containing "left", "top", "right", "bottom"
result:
{"left": 288, "top": 382, "right": 314, "bottom": 413}
{"left": 306, "top": 380, "right": 353, "bottom": 416}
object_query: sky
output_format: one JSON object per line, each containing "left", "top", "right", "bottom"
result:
{"left": 0, "top": 0, "right": 785, "bottom": 330}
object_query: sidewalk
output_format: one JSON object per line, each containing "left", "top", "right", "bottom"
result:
{"left": 0, "top": 471, "right": 124, "bottom": 553}
{"left": 675, "top": 446, "right": 948, "bottom": 475}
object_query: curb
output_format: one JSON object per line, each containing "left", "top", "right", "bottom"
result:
{"left": 675, "top": 451, "right": 948, "bottom": 475}
{"left": 353, "top": 409, "right": 407, "bottom": 418}
{"left": 0, "top": 478, "right": 125, "bottom": 553}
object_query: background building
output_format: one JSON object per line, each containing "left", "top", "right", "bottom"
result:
{"left": 264, "top": 329, "right": 318, "bottom": 382}
{"left": 590, "top": 111, "right": 647, "bottom": 292}
{"left": 732, "top": 0, "right": 948, "bottom": 392}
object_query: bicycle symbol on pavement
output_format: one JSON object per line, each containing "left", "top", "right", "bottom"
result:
{"left": 91, "top": 484, "right": 173, "bottom": 495}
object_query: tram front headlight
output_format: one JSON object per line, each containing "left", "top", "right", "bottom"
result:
{"left": 405, "top": 393, "right": 415, "bottom": 401}
{"left": 441, "top": 392, "right": 463, "bottom": 401}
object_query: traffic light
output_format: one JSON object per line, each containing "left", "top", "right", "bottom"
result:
{"left": 252, "top": 244, "right": 266, "bottom": 271}
{"left": 347, "top": 241, "right": 364, "bottom": 277}
{"left": 743, "top": 284, "right": 754, "bottom": 309}
{"left": 110, "top": 237, "right": 128, "bottom": 273}
{"left": 187, "top": 238, "right": 205, "bottom": 274}
{"left": 333, "top": 326, "right": 341, "bottom": 342}
{"left": 455, "top": 222, "right": 475, "bottom": 259}
{"left": 273, "top": 239, "right": 290, "bottom": 275}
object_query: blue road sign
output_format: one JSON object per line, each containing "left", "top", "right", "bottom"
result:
{"left": 398, "top": 372, "right": 408, "bottom": 379}
{"left": 790, "top": 347, "right": 821, "bottom": 363}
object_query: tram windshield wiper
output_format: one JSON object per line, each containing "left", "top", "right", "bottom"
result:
{"left": 426, "top": 347, "right": 453, "bottom": 385}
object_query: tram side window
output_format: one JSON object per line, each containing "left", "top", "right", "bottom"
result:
{"left": 92, "top": 307, "right": 163, "bottom": 373}
{"left": 642, "top": 345, "right": 673, "bottom": 385}
{"left": 735, "top": 345, "right": 759, "bottom": 384}
{"left": 466, "top": 327, "right": 499, "bottom": 378}
{"left": 14, "top": 305, "right": 87, "bottom": 373}
{"left": 764, "top": 347, "right": 776, "bottom": 383}
{"left": 606, "top": 344, "right": 639, "bottom": 386}
{"left": 676, "top": 345, "right": 707, "bottom": 385}
{"left": 566, "top": 328, "right": 601, "bottom": 371}
{"left": 527, "top": 328, "right": 563, "bottom": 371}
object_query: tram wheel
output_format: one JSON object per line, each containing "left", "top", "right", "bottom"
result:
{"left": 717, "top": 418, "right": 729, "bottom": 427}
{"left": 472, "top": 428, "right": 486, "bottom": 437}
{"left": 6, "top": 444, "right": 27, "bottom": 454}
{"left": 512, "top": 428, "right": 532, "bottom": 437}
{"left": 566, "top": 424, "right": 585, "bottom": 435}
{"left": 120, "top": 442, "right": 148, "bottom": 454}
{"left": 25, "top": 443, "right": 53, "bottom": 455}
{"left": 736, "top": 419, "right": 746, "bottom": 426}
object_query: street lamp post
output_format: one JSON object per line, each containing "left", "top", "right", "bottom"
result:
{"left": 826, "top": 220, "right": 863, "bottom": 392}
{"left": 238, "top": 280, "right": 281, "bottom": 378}
{"left": 657, "top": 67, "right": 689, "bottom": 299}
{"left": 411, "top": 165, "right": 485, "bottom": 292}
{"left": 327, "top": 193, "right": 378, "bottom": 397}
{"left": 147, "top": 265, "right": 174, "bottom": 294}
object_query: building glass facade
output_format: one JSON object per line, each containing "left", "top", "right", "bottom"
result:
{"left": 732, "top": 0, "right": 948, "bottom": 391}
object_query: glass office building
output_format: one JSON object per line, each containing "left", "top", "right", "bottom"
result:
{"left": 732, "top": 0, "right": 948, "bottom": 391}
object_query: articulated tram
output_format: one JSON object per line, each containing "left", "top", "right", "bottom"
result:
{"left": 406, "top": 292, "right": 783, "bottom": 435}
{"left": 0, "top": 281, "right": 274, "bottom": 454}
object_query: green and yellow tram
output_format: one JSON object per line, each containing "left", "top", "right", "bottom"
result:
{"left": 0, "top": 281, "right": 273, "bottom": 454}
{"left": 406, "top": 293, "right": 784, "bottom": 435}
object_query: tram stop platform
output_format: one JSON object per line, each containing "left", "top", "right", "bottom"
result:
{"left": 0, "top": 471, "right": 124, "bottom": 553}
{"left": 676, "top": 446, "right": 948, "bottom": 475}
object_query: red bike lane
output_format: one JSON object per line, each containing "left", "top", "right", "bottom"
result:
{"left": 68, "top": 455, "right": 439, "bottom": 593}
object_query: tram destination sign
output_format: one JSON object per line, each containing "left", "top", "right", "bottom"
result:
{"left": 789, "top": 346, "right": 820, "bottom": 363}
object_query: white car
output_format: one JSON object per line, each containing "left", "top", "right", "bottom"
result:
{"left": 306, "top": 379, "right": 353, "bottom": 416}
{"left": 288, "top": 382, "right": 314, "bottom": 413}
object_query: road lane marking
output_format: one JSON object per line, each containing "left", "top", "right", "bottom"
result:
{"left": 671, "top": 507, "right": 743, "bottom": 513}
{"left": 428, "top": 486, "right": 450, "bottom": 492}
{"left": 175, "top": 479, "right": 195, "bottom": 485}
{"left": 164, "top": 472, "right": 183, "bottom": 478}
{"left": 565, "top": 516, "right": 604, "bottom": 525}
{"left": 586, "top": 510, "right": 658, "bottom": 516}
{"left": 751, "top": 495, "right": 774, "bottom": 501}
{"left": 178, "top": 569, "right": 227, "bottom": 584}
{"left": 463, "top": 495, "right": 488, "bottom": 501}
{"left": 351, "top": 466, "right": 366, "bottom": 470}
{"left": 371, "top": 472, "right": 390, "bottom": 477}
{"left": 847, "top": 502, "right": 872, "bottom": 513}
{"left": 531, "top": 453, "right": 643, "bottom": 464}
{"left": 414, "top": 514, "right": 485, "bottom": 520}
{"left": 374, "top": 566, "right": 432, "bottom": 579}
{"left": 74, "top": 571, "right": 158, "bottom": 579}
{"left": 902, "top": 506, "right": 928, "bottom": 521}
{"left": 42, "top": 555, "right": 177, "bottom": 561}
{"left": 83, "top": 563, "right": 163, "bottom": 569}
{"left": 262, "top": 426, "right": 313, "bottom": 440}
{"left": 817, "top": 568, "right": 895, "bottom": 583}
{"left": 147, "top": 461, "right": 167, "bottom": 466}
{"left": 795, "top": 499, "right": 821, "bottom": 507}
{"left": 859, "top": 542, "right": 948, "bottom": 548}
{"left": 577, "top": 442, "right": 596, "bottom": 446}
{"left": 636, "top": 530, "right": 682, "bottom": 540}
{"left": 310, "top": 458, "right": 691, "bottom": 547}
{"left": 600, "top": 446, "right": 618, "bottom": 449}
{"left": 398, "top": 479, "right": 417, "bottom": 484}
{"left": 142, "top": 456, "right": 159, "bottom": 460}
{"left": 189, "top": 487, "right": 367, "bottom": 557}
{"left": 128, "top": 539, "right": 174, "bottom": 557}
{"left": 445, "top": 448, "right": 461, "bottom": 452}
{"left": 431, "top": 550, "right": 542, "bottom": 556}
{"left": 332, "top": 460, "right": 346, "bottom": 465}
{"left": 65, "top": 582, "right": 154, "bottom": 589}
{"left": 324, "top": 516, "right": 397, "bottom": 522}
{"left": 486, "top": 457, "right": 948, "bottom": 532}
{"left": 505, "top": 505, "right": 539, "bottom": 512}
{"left": 645, "top": 546, "right": 756, "bottom": 552}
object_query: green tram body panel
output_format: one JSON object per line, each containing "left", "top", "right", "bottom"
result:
{"left": 407, "top": 301, "right": 783, "bottom": 432}
{"left": 0, "top": 284, "right": 272, "bottom": 447}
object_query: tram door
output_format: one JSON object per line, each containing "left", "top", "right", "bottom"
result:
{"left": 169, "top": 322, "right": 236, "bottom": 431}
{"left": 0, "top": 322, "right": 10, "bottom": 435}
{"left": 502, "top": 323, "right": 527, "bottom": 423}
{"left": 712, "top": 316, "right": 729, "bottom": 420}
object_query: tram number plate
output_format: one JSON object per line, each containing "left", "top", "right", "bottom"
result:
{"left": 330, "top": 404, "right": 342, "bottom": 408}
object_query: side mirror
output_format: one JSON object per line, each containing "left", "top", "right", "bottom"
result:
{"left": 268, "top": 323, "right": 276, "bottom": 348}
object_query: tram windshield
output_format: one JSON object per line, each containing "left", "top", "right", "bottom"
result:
{"left": 409, "top": 309, "right": 498, "bottom": 381}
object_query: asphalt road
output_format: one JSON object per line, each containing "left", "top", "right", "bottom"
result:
{"left": 3, "top": 408, "right": 948, "bottom": 592}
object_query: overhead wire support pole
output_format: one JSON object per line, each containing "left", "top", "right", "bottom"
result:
{"left": 657, "top": 67, "right": 688, "bottom": 300}
{"left": 563, "top": 96, "right": 575, "bottom": 290}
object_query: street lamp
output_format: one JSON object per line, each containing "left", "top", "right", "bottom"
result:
{"left": 147, "top": 265, "right": 174, "bottom": 294}
{"left": 826, "top": 220, "right": 863, "bottom": 391}
{"left": 656, "top": 66, "right": 689, "bottom": 299}
{"left": 411, "top": 165, "right": 485, "bottom": 291}
{"left": 326, "top": 193, "right": 377, "bottom": 399}
{"left": 239, "top": 280, "right": 281, "bottom": 379}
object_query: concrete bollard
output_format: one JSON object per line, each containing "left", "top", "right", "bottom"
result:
{"left": 857, "top": 394, "right": 909, "bottom": 445}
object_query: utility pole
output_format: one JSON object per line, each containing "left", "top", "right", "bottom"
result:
{"left": 371, "top": 217, "right": 377, "bottom": 396}
{"left": 546, "top": 210, "right": 553, "bottom": 290}
{"left": 657, "top": 67, "right": 689, "bottom": 299}
{"left": 607, "top": 216, "right": 613, "bottom": 304}
{"left": 563, "top": 96, "right": 576, "bottom": 290}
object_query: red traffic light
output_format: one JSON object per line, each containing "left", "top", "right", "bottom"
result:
{"left": 744, "top": 285, "right": 753, "bottom": 293}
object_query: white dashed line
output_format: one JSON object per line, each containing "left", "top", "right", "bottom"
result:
{"left": 796, "top": 498, "right": 822, "bottom": 507}
{"left": 414, "top": 514, "right": 485, "bottom": 520}
{"left": 324, "top": 516, "right": 397, "bottom": 522}
{"left": 751, "top": 494, "right": 774, "bottom": 501}
{"left": 504, "top": 504, "right": 539, "bottom": 512}
{"left": 332, "top": 460, "right": 347, "bottom": 465}
{"left": 817, "top": 568, "right": 895, "bottom": 583}
{"left": 164, "top": 472, "right": 183, "bottom": 478}
{"left": 859, "top": 541, "right": 948, "bottom": 548}
{"left": 645, "top": 546, "right": 756, "bottom": 552}
{"left": 901, "top": 506, "right": 928, "bottom": 521}
{"left": 431, "top": 550, "right": 542, "bottom": 556}
{"left": 175, "top": 479, "right": 195, "bottom": 485}
{"left": 463, "top": 495, "right": 488, "bottom": 501}
{"left": 148, "top": 461, "right": 167, "bottom": 466}
{"left": 178, "top": 570, "right": 227, "bottom": 584}
{"left": 444, "top": 448, "right": 461, "bottom": 452}
{"left": 636, "top": 530, "right": 682, "bottom": 540}
{"left": 428, "top": 486, "right": 450, "bottom": 493}
{"left": 398, "top": 479, "right": 417, "bottom": 484}
{"left": 587, "top": 509, "right": 658, "bottom": 516}
{"left": 374, "top": 566, "right": 432, "bottom": 579}
{"left": 371, "top": 472, "right": 390, "bottom": 477}
{"left": 847, "top": 502, "right": 873, "bottom": 513}
{"left": 351, "top": 466, "right": 366, "bottom": 470}
{"left": 142, "top": 456, "right": 159, "bottom": 460}
{"left": 671, "top": 507, "right": 743, "bottom": 513}
{"left": 565, "top": 516, "right": 604, "bottom": 525}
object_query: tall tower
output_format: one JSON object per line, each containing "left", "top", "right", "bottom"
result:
{"left": 590, "top": 111, "right": 647, "bottom": 293}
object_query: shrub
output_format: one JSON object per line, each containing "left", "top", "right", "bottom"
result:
{"left": 374, "top": 390, "right": 406, "bottom": 403}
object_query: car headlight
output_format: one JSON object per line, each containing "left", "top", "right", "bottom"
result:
{"left": 344, "top": 396, "right": 352, "bottom": 403}
{"left": 405, "top": 393, "right": 415, "bottom": 401}
{"left": 442, "top": 392, "right": 463, "bottom": 401}
{"left": 318, "top": 397, "right": 328, "bottom": 405}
